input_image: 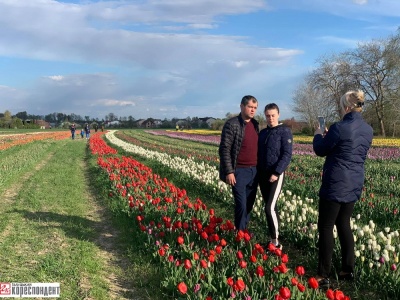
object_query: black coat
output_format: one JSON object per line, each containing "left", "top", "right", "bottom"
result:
{"left": 313, "top": 112, "right": 373, "bottom": 203}
{"left": 218, "top": 114, "right": 259, "bottom": 181}
{"left": 257, "top": 124, "right": 293, "bottom": 175}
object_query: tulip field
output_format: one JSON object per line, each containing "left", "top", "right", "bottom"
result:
{"left": 90, "top": 129, "right": 399, "bottom": 299}
{"left": 0, "top": 129, "right": 398, "bottom": 299}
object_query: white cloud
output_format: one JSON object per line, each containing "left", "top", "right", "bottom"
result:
{"left": 188, "top": 23, "right": 217, "bottom": 29}
{"left": 96, "top": 99, "right": 136, "bottom": 107}
{"left": 48, "top": 75, "right": 64, "bottom": 81}
{"left": 86, "top": 0, "right": 267, "bottom": 24}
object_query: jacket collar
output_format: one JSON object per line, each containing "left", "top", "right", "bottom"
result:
{"left": 238, "top": 113, "right": 259, "bottom": 126}
{"left": 343, "top": 111, "right": 362, "bottom": 121}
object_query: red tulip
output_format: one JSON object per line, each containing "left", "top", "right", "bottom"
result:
{"left": 177, "top": 236, "right": 184, "bottom": 245}
{"left": 226, "top": 277, "right": 234, "bottom": 286}
{"left": 200, "top": 259, "right": 208, "bottom": 268}
{"left": 177, "top": 282, "right": 187, "bottom": 294}
{"left": 295, "top": 266, "right": 305, "bottom": 276}
{"left": 308, "top": 277, "right": 319, "bottom": 289}
{"left": 291, "top": 277, "right": 298, "bottom": 286}
{"left": 279, "top": 286, "right": 291, "bottom": 299}
{"left": 297, "top": 283, "right": 305, "bottom": 292}
{"left": 255, "top": 265, "right": 265, "bottom": 277}
{"left": 158, "top": 248, "right": 165, "bottom": 256}
{"left": 278, "top": 263, "right": 288, "bottom": 273}
{"left": 184, "top": 259, "right": 192, "bottom": 269}
{"left": 234, "top": 279, "right": 246, "bottom": 292}
{"left": 239, "top": 260, "right": 247, "bottom": 269}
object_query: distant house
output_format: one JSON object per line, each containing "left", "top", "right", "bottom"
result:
{"left": 141, "top": 118, "right": 162, "bottom": 128}
{"left": 153, "top": 119, "right": 162, "bottom": 127}
{"left": 199, "top": 117, "right": 217, "bottom": 128}
{"left": 135, "top": 119, "right": 146, "bottom": 127}
{"left": 36, "top": 120, "right": 51, "bottom": 129}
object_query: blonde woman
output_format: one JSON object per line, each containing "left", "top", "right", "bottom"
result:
{"left": 313, "top": 90, "right": 373, "bottom": 287}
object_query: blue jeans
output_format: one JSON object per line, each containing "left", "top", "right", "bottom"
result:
{"left": 231, "top": 167, "right": 258, "bottom": 230}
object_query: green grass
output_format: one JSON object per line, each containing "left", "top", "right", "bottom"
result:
{"left": 0, "top": 138, "right": 154, "bottom": 299}
{"left": 0, "top": 141, "right": 56, "bottom": 192}
{"left": 2, "top": 131, "right": 397, "bottom": 299}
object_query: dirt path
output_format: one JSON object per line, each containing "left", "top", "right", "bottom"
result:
{"left": 83, "top": 159, "right": 140, "bottom": 299}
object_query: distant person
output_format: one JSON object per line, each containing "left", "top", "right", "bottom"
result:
{"left": 257, "top": 103, "right": 292, "bottom": 250}
{"left": 94, "top": 124, "right": 98, "bottom": 132}
{"left": 70, "top": 123, "right": 76, "bottom": 140}
{"left": 101, "top": 125, "right": 104, "bottom": 132}
{"left": 84, "top": 123, "right": 90, "bottom": 139}
{"left": 80, "top": 128, "right": 85, "bottom": 139}
{"left": 313, "top": 90, "right": 373, "bottom": 288}
{"left": 219, "top": 95, "right": 259, "bottom": 230}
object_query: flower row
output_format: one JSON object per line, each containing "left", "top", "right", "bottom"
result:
{"left": 105, "top": 130, "right": 399, "bottom": 295}
{"left": 0, "top": 131, "right": 70, "bottom": 150}
{"left": 145, "top": 130, "right": 400, "bottom": 160}
{"left": 90, "top": 133, "right": 349, "bottom": 299}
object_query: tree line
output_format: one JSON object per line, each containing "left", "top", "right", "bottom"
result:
{"left": 0, "top": 110, "right": 217, "bottom": 130}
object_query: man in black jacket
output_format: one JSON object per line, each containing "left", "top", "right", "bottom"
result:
{"left": 257, "top": 103, "right": 293, "bottom": 249}
{"left": 219, "top": 95, "right": 259, "bottom": 230}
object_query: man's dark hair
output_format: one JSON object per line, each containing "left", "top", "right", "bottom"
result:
{"left": 264, "top": 103, "right": 280, "bottom": 114}
{"left": 241, "top": 95, "right": 258, "bottom": 106}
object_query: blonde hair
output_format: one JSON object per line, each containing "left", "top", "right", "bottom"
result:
{"left": 340, "top": 90, "right": 365, "bottom": 113}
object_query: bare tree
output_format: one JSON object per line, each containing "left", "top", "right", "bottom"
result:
{"left": 106, "top": 113, "right": 118, "bottom": 122}
{"left": 385, "top": 31, "right": 400, "bottom": 136}
{"left": 309, "top": 53, "right": 356, "bottom": 118}
{"left": 347, "top": 34, "right": 400, "bottom": 136}
{"left": 292, "top": 79, "right": 337, "bottom": 129}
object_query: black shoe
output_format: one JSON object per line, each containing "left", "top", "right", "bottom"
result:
{"left": 338, "top": 272, "right": 354, "bottom": 281}
{"left": 317, "top": 278, "right": 330, "bottom": 289}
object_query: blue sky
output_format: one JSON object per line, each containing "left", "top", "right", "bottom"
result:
{"left": 0, "top": 0, "right": 399, "bottom": 121}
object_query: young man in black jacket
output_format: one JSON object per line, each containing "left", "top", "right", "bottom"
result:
{"left": 257, "top": 103, "right": 293, "bottom": 249}
{"left": 219, "top": 95, "right": 259, "bottom": 231}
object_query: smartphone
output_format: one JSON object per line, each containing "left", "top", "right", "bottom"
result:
{"left": 318, "top": 116, "right": 325, "bottom": 130}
